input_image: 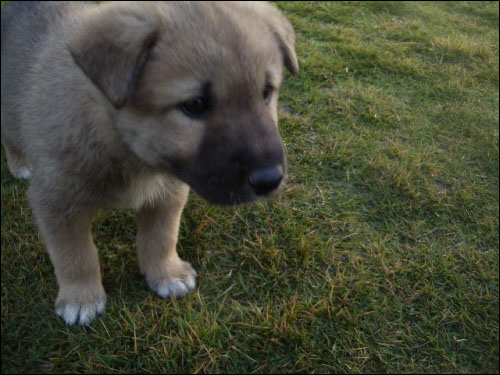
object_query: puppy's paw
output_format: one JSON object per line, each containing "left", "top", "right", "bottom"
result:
{"left": 145, "top": 257, "right": 197, "bottom": 299}
{"left": 154, "top": 275, "right": 197, "bottom": 298}
{"left": 14, "top": 167, "right": 32, "bottom": 180}
{"left": 55, "top": 283, "right": 106, "bottom": 326}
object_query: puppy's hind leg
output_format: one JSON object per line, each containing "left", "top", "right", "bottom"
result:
{"left": 135, "top": 183, "right": 197, "bottom": 299}
{"left": 29, "top": 185, "right": 106, "bottom": 325}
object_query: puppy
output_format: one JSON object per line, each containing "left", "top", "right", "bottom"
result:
{"left": 1, "top": 1, "right": 298, "bottom": 325}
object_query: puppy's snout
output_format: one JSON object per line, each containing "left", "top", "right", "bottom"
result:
{"left": 248, "top": 165, "right": 284, "bottom": 195}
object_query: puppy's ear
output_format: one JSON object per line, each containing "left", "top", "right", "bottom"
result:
{"left": 250, "top": 2, "right": 299, "bottom": 76}
{"left": 68, "top": 3, "right": 159, "bottom": 108}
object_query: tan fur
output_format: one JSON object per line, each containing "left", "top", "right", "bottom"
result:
{"left": 1, "top": 1, "right": 298, "bottom": 325}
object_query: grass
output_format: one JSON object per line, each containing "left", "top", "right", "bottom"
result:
{"left": 1, "top": 1, "right": 499, "bottom": 373}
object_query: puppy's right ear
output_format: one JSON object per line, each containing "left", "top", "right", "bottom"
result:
{"left": 68, "top": 3, "right": 159, "bottom": 108}
{"left": 236, "top": 2, "right": 299, "bottom": 76}
{"left": 264, "top": 5, "right": 299, "bottom": 77}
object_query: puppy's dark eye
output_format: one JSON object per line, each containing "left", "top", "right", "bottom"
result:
{"left": 181, "top": 96, "right": 209, "bottom": 117}
{"left": 263, "top": 84, "right": 274, "bottom": 104}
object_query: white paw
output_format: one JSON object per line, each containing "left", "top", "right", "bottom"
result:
{"left": 145, "top": 258, "right": 197, "bottom": 299}
{"left": 153, "top": 275, "right": 197, "bottom": 298}
{"left": 14, "top": 167, "right": 32, "bottom": 180}
{"left": 55, "top": 299, "right": 106, "bottom": 326}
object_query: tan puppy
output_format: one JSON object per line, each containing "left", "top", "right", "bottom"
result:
{"left": 1, "top": 1, "right": 298, "bottom": 325}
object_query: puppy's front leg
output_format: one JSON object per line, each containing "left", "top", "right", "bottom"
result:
{"left": 31, "top": 202, "right": 106, "bottom": 326}
{"left": 135, "top": 185, "right": 197, "bottom": 298}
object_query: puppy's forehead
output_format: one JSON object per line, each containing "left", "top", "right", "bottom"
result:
{"left": 154, "top": 2, "right": 282, "bottom": 83}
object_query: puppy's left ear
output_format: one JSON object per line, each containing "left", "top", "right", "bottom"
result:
{"left": 253, "top": 2, "right": 299, "bottom": 76}
{"left": 68, "top": 3, "right": 160, "bottom": 108}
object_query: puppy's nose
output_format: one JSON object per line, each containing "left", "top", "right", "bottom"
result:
{"left": 248, "top": 165, "right": 284, "bottom": 195}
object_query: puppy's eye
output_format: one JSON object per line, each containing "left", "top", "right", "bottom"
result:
{"left": 181, "top": 96, "right": 209, "bottom": 118}
{"left": 263, "top": 84, "right": 274, "bottom": 104}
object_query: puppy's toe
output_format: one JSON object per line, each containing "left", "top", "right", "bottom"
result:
{"left": 56, "top": 299, "right": 106, "bottom": 326}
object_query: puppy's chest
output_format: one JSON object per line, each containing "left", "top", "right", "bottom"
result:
{"left": 118, "top": 174, "right": 171, "bottom": 210}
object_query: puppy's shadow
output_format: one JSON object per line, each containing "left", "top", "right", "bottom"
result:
{"left": 92, "top": 209, "right": 199, "bottom": 300}
{"left": 91, "top": 210, "right": 142, "bottom": 296}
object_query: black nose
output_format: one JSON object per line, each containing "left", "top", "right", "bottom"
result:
{"left": 248, "top": 165, "right": 284, "bottom": 195}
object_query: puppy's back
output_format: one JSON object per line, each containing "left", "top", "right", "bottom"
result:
{"left": 2, "top": 2, "right": 50, "bottom": 104}
{"left": 1, "top": 2, "right": 92, "bottom": 152}
{"left": 2, "top": 2, "right": 76, "bottom": 71}
{"left": 2, "top": 1, "right": 90, "bottom": 86}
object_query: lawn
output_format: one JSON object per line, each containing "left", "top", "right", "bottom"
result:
{"left": 1, "top": 1, "right": 499, "bottom": 373}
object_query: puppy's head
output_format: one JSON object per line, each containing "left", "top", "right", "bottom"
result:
{"left": 69, "top": 1, "right": 298, "bottom": 205}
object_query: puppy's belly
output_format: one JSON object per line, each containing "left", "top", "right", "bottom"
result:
{"left": 118, "top": 174, "right": 172, "bottom": 210}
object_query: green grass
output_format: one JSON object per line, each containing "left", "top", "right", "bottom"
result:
{"left": 1, "top": 1, "right": 499, "bottom": 373}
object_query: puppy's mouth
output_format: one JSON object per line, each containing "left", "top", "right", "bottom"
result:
{"left": 162, "top": 156, "right": 287, "bottom": 206}
{"left": 203, "top": 167, "right": 287, "bottom": 205}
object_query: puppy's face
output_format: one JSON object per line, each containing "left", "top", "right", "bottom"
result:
{"left": 70, "top": 2, "right": 298, "bottom": 205}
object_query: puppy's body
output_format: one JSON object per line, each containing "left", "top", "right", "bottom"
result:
{"left": 2, "top": 2, "right": 169, "bottom": 207}
{"left": 1, "top": 1, "right": 297, "bottom": 325}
